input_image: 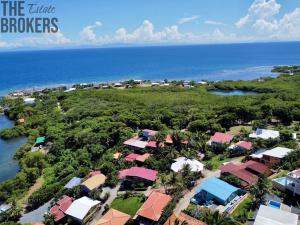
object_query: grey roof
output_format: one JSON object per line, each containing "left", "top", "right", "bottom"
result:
{"left": 64, "top": 177, "right": 81, "bottom": 189}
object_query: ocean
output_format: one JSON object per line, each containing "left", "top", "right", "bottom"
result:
{"left": 0, "top": 42, "right": 300, "bottom": 95}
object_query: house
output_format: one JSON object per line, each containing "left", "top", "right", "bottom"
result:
{"left": 253, "top": 205, "right": 298, "bottom": 225}
{"left": 221, "top": 161, "right": 270, "bottom": 188}
{"left": 191, "top": 178, "right": 241, "bottom": 206}
{"left": 146, "top": 141, "right": 160, "bottom": 149}
{"left": 17, "top": 118, "right": 25, "bottom": 124}
{"left": 171, "top": 157, "right": 204, "bottom": 173}
{"left": 81, "top": 174, "right": 106, "bottom": 192}
{"left": 113, "top": 82, "right": 123, "bottom": 87}
{"left": 97, "top": 209, "right": 130, "bottom": 225}
{"left": 49, "top": 196, "right": 73, "bottom": 222}
{"left": 0, "top": 203, "right": 11, "bottom": 213}
{"left": 88, "top": 171, "right": 101, "bottom": 177}
{"left": 24, "top": 97, "right": 36, "bottom": 105}
{"left": 250, "top": 147, "right": 294, "bottom": 167}
{"left": 137, "top": 191, "right": 171, "bottom": 222}
{"left": 164, "top": 212, "right": 207, "bottom": 225}
{"left": 119, "top": 167, "right": 158, "bottom": 185}
{"left": 228, "top": 141, "right": 253, "bottom": 155}
{"left": 125, "top": 153, "right": 151, "bottom": 163}
{"left": 64, "top": 177, "right": 81, "bottom": 189}
{"left": 123, "top": 138, "right": 148, "bottom": 150}
{"left": 35, "top": 136, "right": 46, "bottom": 146}
{"left": 142, "top": 129, "right": 158, "bottom": 140}
{"left": 65, "top": 197, "right": 100, "bottom": 224}
{"left": 209, "top": 132, "right": 233, "bottom": 148}
{"left": 113, "top": 152, "right": 122, "bottom": 160}
{"left": 273, "top": 169, "right": 300, "bottom": 196}
{"left": 249, "top": 128, "right": 280, "bottom": 140}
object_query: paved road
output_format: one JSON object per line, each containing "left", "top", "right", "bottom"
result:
{"left": 19, "top": 200, "right": 52, "bottom": 224}
{"left": 173, "top": 169, "right": 220, "bottom": 215}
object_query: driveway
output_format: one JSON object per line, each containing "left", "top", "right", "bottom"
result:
{"left": 173, "top": 169, "right": 220, "bottom": 215}
{"left": 88, "top": 183, "right": 120, "bottom": 225}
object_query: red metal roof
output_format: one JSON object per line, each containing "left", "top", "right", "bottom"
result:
{"left": 125, "top": 153, "right": 151, "bottom": 162}
{"left": 236, "top": 141, "right": 253, "bottom": 150}
{"left": 137, "top": 191, "right": 171, "bottom": 221}
{"left": 88, "top": 171, "right": 102, "bottom": 177}
{"left": 210, "top": 132, "right": 233, "bottom": 144}
{"left": 147, "top": 141, "right": 158, "bottom": 148}
{"left": 125, "top": 153, "right": 141, "bottom": 162}
{"left": 221, "top": 161, "right": 268, "bottom": 186}
{"left": 118, "top": 167, "right": 158, "bottom": 181}
{"left": 49, "top": 196, "right": 73, "bottom": 222}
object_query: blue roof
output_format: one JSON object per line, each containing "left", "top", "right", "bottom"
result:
{"left": 64, "top": 177, "right": 81, "bottom": 189}
{"left": 195, "top": 177, "right": 239, "bottom": 202}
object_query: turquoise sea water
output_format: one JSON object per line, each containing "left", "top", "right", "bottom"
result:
{"left": 0, "top": 116, "right": 27, "bottom": 182}
{"left": 1, "top": 42, "right": 300, "bottom": 95}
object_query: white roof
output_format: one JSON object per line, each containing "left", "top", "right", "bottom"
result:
{"left": 64, "top": 88, "right": 76, "bottom": 92}
{"left": 254, "top": 205, "right": 298, "bottom": 225}
{"left": 65, "top": 197, "right": 100, "bottom": 220}
{"left": 263, "top": 147, "right": 294, "bottom": 159}
{"left": 171, "top": 157, "right": 204, "bottom": 173}
{"left": 124, "top": 138, "right": 148, "bottom": 149}
{"left": 24, "top": 98, "right": 36, "bottom": 104}
{"left": 251, "top": 147, "right": 293, "bottom": 159}
{"left": 250, "top": 149, "right": 268, "bottom": 159}
{"left": 249, "top": 129, "right": 279, "bottom": 140}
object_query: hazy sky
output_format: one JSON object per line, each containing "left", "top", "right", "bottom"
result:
{"left": 1, "top": 0, "right": 300, "bottom": 50}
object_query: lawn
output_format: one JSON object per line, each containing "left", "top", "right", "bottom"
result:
{"left": 205, "top": 155, "right": 244, "bottom": 170}
{"left": 232, "top": 196, "right": 255, "bottom": 221}
{"left": 110, "top": 195, "right": 144, "bottom": 216}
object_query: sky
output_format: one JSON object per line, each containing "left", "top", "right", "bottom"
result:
{"left": 0, "top": 0, "right": 300, "bottom": 50}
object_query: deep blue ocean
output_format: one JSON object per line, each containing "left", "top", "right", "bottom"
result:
{"left": 1, "top": 42, "right": 300, "bottom": 95}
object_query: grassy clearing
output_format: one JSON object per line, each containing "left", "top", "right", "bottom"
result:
{"left": 229, "top": 125, "right": 252, "bottom": 136}
{"left": 205, "top": 155, "right": 244, "bottom": 171}
{"left": 110, "top": 195, "right": 144, "bottom": 216}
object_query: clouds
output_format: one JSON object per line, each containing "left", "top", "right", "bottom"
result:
{"left": 80, "top": 21, "right": 102, "bottom": 42}
{"left": 235, "top": 0, "right": 300, "bottom": 40}
{"left": 0, "top": 0, "right": 300, "bottom": 50}
{"left": 205, "top": 20, "right": 226, "bottom": 26}
{"left": 74, "top": 20, "right": 240, "bottom": 45}
{"left": 236, "top": 0, "right": 281, "bottom": 28}
{"left": 177, "top": 15, "right": 199, "bottom": 24}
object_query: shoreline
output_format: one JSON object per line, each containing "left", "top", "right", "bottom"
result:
{"left": 1, "top": 65, "right": 280, "bottom": 98}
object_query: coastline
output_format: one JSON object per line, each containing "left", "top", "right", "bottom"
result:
{"left": 0, "top": 65, "right": 278, "bottom": 97}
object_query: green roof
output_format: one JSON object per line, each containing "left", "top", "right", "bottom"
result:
{"left": 35, "top": 136, "right": 45, "bottom": 145}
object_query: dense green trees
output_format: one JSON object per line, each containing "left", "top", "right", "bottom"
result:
{"left": 0, "top": 71, "right": 300, "bottom": 221}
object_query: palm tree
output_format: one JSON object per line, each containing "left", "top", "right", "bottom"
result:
{"left": 153, "top": 131, "right": 166, "bottom": 149}
{"left": 249, "top": 175, "right": 271, "bottom": 208}
{"left": 200, "top": 209, "right": 240, "bottom": 225}
{"left": 171, "top": 130, "right": 185, "bottom": 151}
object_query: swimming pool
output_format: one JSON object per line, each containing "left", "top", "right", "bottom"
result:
{"left": 274, "top": 177, "right": 287, "bottom": 185}
{"left": 268, "top": 200, "right": 281, "bottom": 209}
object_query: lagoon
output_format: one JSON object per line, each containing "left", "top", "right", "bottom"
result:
{"left": 0, "top": 115, "right": 27, "bottom": 182}
{"left": 209, "top": 90, "right": 257, "bottom": 96}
